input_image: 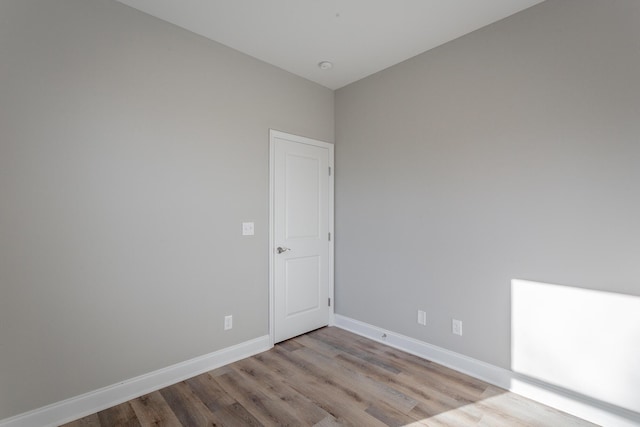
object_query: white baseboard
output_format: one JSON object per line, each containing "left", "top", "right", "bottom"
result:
{"left": 334, "top": 314, "right": 640, "bottom": 427}
{"left": 0, "top": 335, "right": 271, "bottom": 427}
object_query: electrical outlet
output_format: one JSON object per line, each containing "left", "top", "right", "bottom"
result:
{"left": 452, "top": 319, "right": 463, "bottom": 336}
{"left": 242, "top": 222, "right": 254, "bottom": 236}
{"left": 224, "top": 315, "right": 233, "bottom": 330}
{"left": 417, "top": 310, "right": 427, "bottom": 326}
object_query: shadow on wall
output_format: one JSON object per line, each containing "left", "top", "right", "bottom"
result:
{"left": 511, "top": 279, "right": 640, "bottom": 415}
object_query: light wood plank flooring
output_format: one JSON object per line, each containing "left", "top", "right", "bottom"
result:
{"left": 62, "top": 327, "right": 595, "bottom": 426}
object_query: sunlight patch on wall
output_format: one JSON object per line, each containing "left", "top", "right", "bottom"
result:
{"left": 511, "top": 279, "right": 640, "bottom": 413}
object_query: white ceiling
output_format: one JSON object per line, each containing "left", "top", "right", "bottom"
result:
{"left": 116, "top": 0, "right": 545, "bottom": 90}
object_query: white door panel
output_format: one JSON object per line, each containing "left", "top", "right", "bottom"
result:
{"left": 286, "top": 154, "right": 320, "bottom": 239}
{"left": 270, "top": 130, "right": 333, "bottom": 343}
{"left": 285, "top": 256, "right": 320, "bottom": 315}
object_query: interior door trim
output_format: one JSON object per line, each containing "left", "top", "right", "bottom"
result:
{"left": 269, "top": 129, "right": 335, "bottom": 347}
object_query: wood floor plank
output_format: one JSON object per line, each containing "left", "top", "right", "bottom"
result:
{"left": 313, "top": 415, "right": 345, "bottom": 427}
{"left": 330, "top": 345, "right": 482, "bottom": 423}
{"left": 97, "top": 402, "right": 141, "bottom": 427}
{"left": 294, "top": 334, "right": 342, "bottom": 358}
{"left": 211, "top": 401, "right": 263, "bottom": 426}
{"left": 410, "top": 400, "right": 482, "bottom": 426}
{"left": 60, "top": 413, "right": 101, "bottom": 427}
{"left": 314, "top": 329, "right": 490, "bottom": 409}
{"left": 475, "top": 390, "right": 595, "bottom": 427}
{"left": 184, "top": 372, "right": 236, "bottom": 412}
{"left": 294, "top": 346, "right": 419, "bottom": 414}
{"left": 365, "top": 403, "right": 419, "bottom": 427}
{"left": 271, "top": 345, "right": 378, "bottom": 410}
{"left": 159, "top": 381, "right": 221, "bottom": 426}
{"left": 254, "top": 348, "right": 388, "bottom": 426}
{"left": 309, "top": 328, "right": 402, "bottom": 374}
{"left": 278, "top": 338, "right": 305, "bottom": 352}
{"left": 59, "top": 327, "right": 596, "bottom": 427}
{"left": 232, "top": 356, "right": 334, "bottom": 424}
{"left": 314, "top": 327, "right": 488, "bottom": 400}
{"left": 279, "top": 343, "right": 427, "bottom": 426}
{"left": 128, "top": 391, "right": 182, "bottom": 426}
{"left": 214, "top": 369, "right": 308, "bottom": 426}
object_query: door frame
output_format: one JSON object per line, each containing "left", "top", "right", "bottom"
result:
{"left": 269, "top": 129, "right": 335, "bottom": 346}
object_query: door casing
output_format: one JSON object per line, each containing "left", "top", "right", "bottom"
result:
{"left": 269, "top": 129, "right": 335, "bottom": 346}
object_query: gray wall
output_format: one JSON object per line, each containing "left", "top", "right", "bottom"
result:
{"left": 335, "top": 0, "right": 640, "bottom": 370}
{"left": 0, "top": 0, "right": 333, "bottom": 419}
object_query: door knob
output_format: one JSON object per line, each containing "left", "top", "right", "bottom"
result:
{"left": 276, "top": 246, "right": 291, "bottom": 254}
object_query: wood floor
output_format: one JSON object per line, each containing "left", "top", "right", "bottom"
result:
{"left": 62, "top": 327, "right": 595, "bottom": 426}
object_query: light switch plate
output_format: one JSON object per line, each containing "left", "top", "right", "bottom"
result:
{"left": 242, "top": 222, "right": 254, "bottom": 236}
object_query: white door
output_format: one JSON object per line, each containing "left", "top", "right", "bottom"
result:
{"left": 270, "top": 130, "right": 333, "bottom": 343}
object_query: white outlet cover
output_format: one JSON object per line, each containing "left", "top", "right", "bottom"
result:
{"left": 417, "top": 310, "right": 427, "bottom": 326}
{"left": 242, "top": 222, "right": 254, "bottom": 236}
{"left": 452, "top": 319, "right": 463, "bottom": 336}
{"left": 224, "top": 315, "right": 233, "bottom": 330}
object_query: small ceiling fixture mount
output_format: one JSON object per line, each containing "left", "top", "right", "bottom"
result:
{"left": 318, "top": 61, "right": 333, "bottom": 70}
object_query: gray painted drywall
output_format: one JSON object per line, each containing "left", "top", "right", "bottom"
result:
{"left": 0, "top": 0, "right": 333, "bottom": 419}
{"left": 335, "top": 0, "right": 640, "bottom": 370}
